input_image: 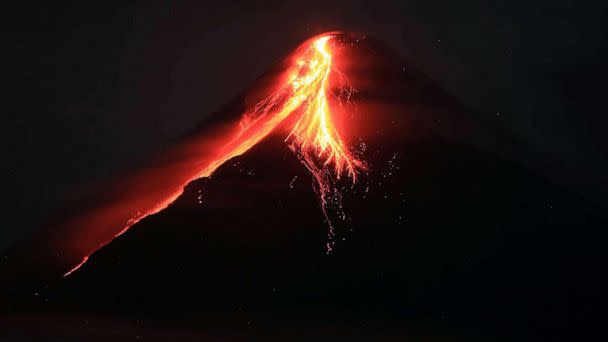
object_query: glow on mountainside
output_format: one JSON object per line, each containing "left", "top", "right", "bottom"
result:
{"left": 64, "top": 34, "right": 363, "bottom": 277}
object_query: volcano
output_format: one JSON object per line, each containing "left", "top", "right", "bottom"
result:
{"left": 2, "top": 33, "right": 606, "bottom": 340}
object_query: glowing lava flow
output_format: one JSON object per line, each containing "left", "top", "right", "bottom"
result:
{"left": 64, "top": 34, "right": 363, "bottom": 277}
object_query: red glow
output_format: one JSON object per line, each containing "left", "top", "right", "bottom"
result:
{"left": 63, "top": 256, "right": 88, "bottom": 277}
{"left": 63, "top": 33, "right": 363, "bottom": 276}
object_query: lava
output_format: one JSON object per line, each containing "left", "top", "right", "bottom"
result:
{"left": 63, "top": 33, "right": 364, "bottom": 277}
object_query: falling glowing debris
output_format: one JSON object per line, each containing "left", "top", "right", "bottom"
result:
{"left": 289, "top": 176, "right": 298, "bottom": 189}
{"left": 64, "top": 33, "right": 364, "bottom": 277}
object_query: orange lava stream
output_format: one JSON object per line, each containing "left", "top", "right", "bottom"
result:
{"left": 64, "top": 34, "right": 363, "bottom": 277}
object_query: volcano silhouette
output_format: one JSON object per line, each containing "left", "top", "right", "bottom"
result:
{"left": 3, "top": 33, "right": 606, "bottom": 340}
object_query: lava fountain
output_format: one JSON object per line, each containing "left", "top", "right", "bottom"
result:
{"left": 64, "top": 33, "right": 364, "bottom": 277}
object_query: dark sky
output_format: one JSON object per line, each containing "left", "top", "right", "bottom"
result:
{"left": 5, "top": 0, "right": 608, "bottom": 247}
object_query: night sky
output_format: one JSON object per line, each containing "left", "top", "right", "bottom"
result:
{"left": 5, "top": 0, "right": 608, "bottom": 248}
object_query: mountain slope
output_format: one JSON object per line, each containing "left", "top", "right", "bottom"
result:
{"left": 2, "top": 33, "right": 607, "bottom": 340}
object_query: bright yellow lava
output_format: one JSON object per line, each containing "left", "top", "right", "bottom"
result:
{"left": 64, "top": 34, "right": 363, "bottom": 277}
